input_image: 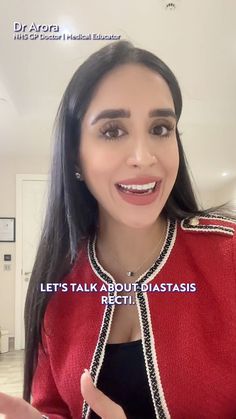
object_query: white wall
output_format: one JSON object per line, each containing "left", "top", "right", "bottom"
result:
{"left": 197, "top": 189, "right": 214, "bottom": 209}
{"left": 198, "top": 178, "right": 236, "bottom": 209}
{"left": 0, "top": 156, "right": 49, "bottom": 336}
{"left": 215, "top": 178, "right": 236, "bottom": 207}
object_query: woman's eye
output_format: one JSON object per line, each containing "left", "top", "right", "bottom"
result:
{"left": 100, "top": 124, "right": 125, "bottom": 140}
{"left": 151, "top": 124, "right": 174, "bottom": 137}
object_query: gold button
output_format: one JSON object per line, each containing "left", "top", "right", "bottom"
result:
{"left": 188, "top": 217, "right": 200, "bottom": 226}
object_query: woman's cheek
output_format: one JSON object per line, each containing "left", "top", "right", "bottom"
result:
{"left": 159, "top": 139, "right": 179, "bottom": 178}
{"left": 80, "top": 153, "right": 117, "bottom": 198}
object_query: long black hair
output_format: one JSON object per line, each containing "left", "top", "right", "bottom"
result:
{"left": 23, "top": 40, "right": 225, "bottom": 402}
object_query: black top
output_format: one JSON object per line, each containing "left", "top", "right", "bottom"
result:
{"left": 90, "top": 339, "right": 156, "bottom": 419}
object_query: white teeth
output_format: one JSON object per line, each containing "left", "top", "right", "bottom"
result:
{"left": 118, "top": 181, "right": 156, "bottom": 191}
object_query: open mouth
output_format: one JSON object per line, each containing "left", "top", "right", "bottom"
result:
{"left": 116, "top": 181, "right": 159, "bottom": 195}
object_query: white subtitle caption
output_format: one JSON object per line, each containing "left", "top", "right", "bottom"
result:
{"left": 39, "top": 282, "right": 197, "bottom": 305}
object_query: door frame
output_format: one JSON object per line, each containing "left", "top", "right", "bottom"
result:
{"left": 15, "top": 174, "right": 48, "bottom": 350}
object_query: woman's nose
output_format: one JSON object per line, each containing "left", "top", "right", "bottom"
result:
{"left": 126, "top": 142, "right": 158, "bottom": 167}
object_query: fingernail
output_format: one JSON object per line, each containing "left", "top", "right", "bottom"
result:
{"left": 83, "top": 368, "right": 90, "bottom": 375}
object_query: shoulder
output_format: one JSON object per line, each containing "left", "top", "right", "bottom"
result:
{"left": 180, "top": 213, "right": 236, "bottom": 237}
{"left": 178, "top": 212, "right": 236, "bottom": 271}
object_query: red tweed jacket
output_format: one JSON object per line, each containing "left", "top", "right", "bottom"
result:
{"left": 31, "top": 214, "right": 236, "bottom": 419}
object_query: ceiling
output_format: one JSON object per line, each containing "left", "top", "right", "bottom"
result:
{"left": 0, "top": 0, "right": 235, "bottom": 191}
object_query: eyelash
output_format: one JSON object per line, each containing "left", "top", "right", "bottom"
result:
{"left": 99, "top": 121, "right": 175, "bottom": 141}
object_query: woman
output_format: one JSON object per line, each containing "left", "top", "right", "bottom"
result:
{"left": 0, "top": 40, "right": 235, "bottom": 419}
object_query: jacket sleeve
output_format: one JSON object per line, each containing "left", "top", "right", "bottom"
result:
{"left": 31, "top": 326, "right": 72, "bottom": 419}
{"left": 233, "top": 232, "right": 236, "bottom": 283}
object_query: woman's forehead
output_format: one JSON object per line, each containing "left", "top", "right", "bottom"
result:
{"left": 83, "top": 64, "right": 175, "bottom": 121}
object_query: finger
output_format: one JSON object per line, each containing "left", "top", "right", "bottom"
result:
{"left": 0, "top": 392, "right": 20, "bottom": 414}
{"left": 80, "top": 370, "right": 126, "bottom": 419}
{"left": 0, "top": 392, "right": 42, "bottom": 419}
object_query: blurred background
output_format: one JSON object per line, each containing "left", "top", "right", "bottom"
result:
{"left": 0, "top": 0, "right": 235, "bottom": 396}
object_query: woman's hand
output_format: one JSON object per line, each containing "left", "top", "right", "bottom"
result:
{"left": 80, "top": 369, "right": 127, "bottom": 419}
{"left": 0, "top": 391, "right": 42, "bottom": 419}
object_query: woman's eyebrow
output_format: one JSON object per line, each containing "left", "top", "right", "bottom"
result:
{"left": 91, "top": 108, "right": 177, "bottom": 125}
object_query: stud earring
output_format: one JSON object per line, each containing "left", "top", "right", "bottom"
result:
{"left": 75, "top": 171, "right": 83, "bottom": 181}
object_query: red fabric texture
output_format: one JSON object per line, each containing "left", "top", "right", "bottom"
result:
{"left": 31, "top": 218, "right": 236, "bottom": 418}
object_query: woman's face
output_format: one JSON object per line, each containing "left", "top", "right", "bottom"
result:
{"left": 79, "top": 64, "right": 179, "bottom": 229}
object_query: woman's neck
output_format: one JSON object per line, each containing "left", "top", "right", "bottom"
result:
{"left": 95, "top": 213, "right": 167, "bottom": 281}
